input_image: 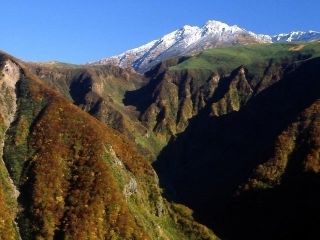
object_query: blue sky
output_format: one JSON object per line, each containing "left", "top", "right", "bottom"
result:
{"left": 0, "top": 0, "right": 319, "bottom": 64}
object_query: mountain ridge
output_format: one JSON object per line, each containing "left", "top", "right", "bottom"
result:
{"left": 90, "top": 20, "right": 320, "bottom": 73}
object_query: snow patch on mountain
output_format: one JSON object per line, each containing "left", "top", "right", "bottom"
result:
{"left": 272, "top": 31, "right": 320, "bottom": 43}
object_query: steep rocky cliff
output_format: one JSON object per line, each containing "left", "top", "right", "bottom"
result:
{"left": 0, "top": 56, "right": 21, "bottom": 240}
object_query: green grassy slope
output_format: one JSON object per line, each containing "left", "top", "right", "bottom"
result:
{"left": 171, "top": 42, "right": 320, "bottom": 72}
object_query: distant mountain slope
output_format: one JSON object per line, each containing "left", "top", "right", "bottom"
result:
{"left": 273, "top": 31, "right": 320, "bottom": 43}
{"left": 91, "top": 20, "right": 271, "bottom": 73}
{"left": 90, "top": 20, "right": 320, "bottom": 73}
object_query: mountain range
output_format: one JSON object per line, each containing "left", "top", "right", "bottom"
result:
{"left": 90, "top": 20, "right": 320, "bottom": 73}
{"left": 0, "top": 19, "right": 320, "bottom": 240}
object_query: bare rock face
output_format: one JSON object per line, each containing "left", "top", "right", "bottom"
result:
{"left": 0, "top": 59, "right": 21, "bottom": 239}
{"left": 108, "top": 145, "right": 124, "bottom": 167}
{"left": 0, "top": 59, "right": 20, "bottom": 196}
{"left": 0, "top": 60, "right": 20, "bottom": 126}
{"left": 211, "top": 67, "right": 253, "bottom": 116}
{"left": 123, "top": 177, "right": 138, "bottom": 198}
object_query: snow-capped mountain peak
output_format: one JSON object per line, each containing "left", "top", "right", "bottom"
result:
{"left": 202, "top": 20, "right": 242, "bottom": 35}
{"left": 272, "top": 30, "right": 320, "bottom": 42}
{"left": 90, "top": 20, "right": 320, "bottom": 73}
{"left": 158, "top": 25, "right": 201, "bottom": 47}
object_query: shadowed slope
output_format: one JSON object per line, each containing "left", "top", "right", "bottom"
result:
{"left": 154, "top": 57, "right": 320, "bottom": 239}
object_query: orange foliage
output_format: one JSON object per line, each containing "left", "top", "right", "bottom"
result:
{"left": 23, "top": 76, "right": 151, "bottom": 239}
{"left": 0, "top": 186, "right": 16, "bottom": 240}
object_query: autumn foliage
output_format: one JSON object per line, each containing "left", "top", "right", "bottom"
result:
{"left": 9, "top": 66, "right": 152, "bottom": 239}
